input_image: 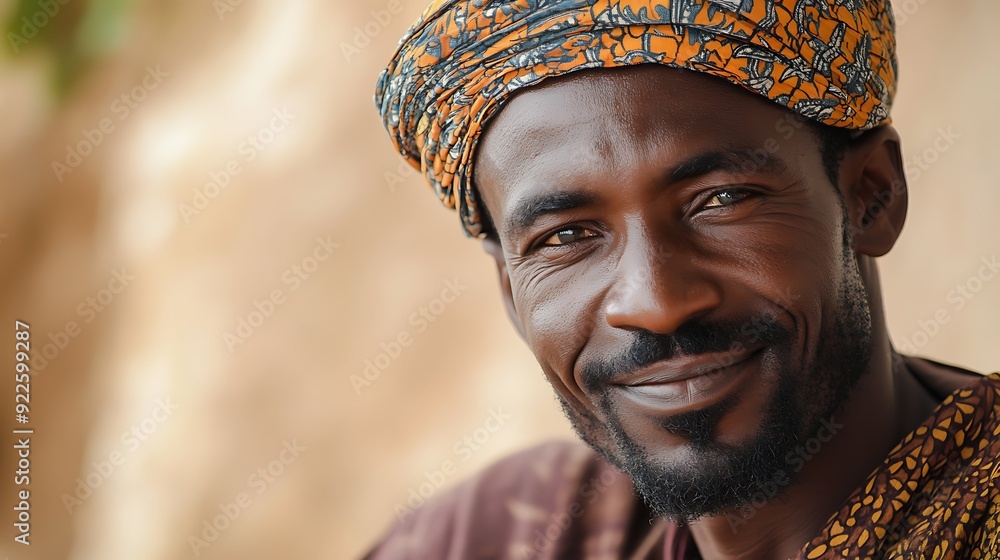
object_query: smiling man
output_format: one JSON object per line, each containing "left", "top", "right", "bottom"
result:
{"left": 369, "top": 1, "right": 1000, "bottom": 559}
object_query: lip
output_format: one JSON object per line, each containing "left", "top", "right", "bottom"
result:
{"left": 610, "top": 347, "right": 761, "bottom": 414}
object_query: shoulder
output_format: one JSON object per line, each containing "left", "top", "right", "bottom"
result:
{"left": 363, "top": 440, "right": 642, "bottom": 560}
{"left": 903, "top": 355, "right": 998, "bottom": 397}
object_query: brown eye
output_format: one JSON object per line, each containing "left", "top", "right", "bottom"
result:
{"left": 703, "top": 189, "right": 751, "bottom": 209}
{"left": 542, "top": 227, "right": 598, "bottom": 247}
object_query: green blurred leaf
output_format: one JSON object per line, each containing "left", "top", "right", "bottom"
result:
{"left": 4, "top": 0, "right": 130, "bottom": 95}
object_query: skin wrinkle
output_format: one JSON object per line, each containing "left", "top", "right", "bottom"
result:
{"left": 473, "top": 65, "right": 940, "bottom": 559}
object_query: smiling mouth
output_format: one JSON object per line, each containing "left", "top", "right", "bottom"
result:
{"left": 610, "top": 347, "right": 762, "bottom": 413}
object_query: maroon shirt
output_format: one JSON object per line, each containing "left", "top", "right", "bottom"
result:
{"left": 364, "top": 439, "right": 683, "bottom": 559}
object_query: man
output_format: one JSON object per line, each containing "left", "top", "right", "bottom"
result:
{"left": 368, "top": 1, "right": 1000, "bottom": 558}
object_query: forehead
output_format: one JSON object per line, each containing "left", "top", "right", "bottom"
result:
{"left": 473, "top": 65, "right": 814, "bottom": 225}
{"left": 481, "top": 65, "right": 772, "bottom": 147}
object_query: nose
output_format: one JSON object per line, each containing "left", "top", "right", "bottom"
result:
{"left": 604, "top": 234, "right": 722, "bottom": 334}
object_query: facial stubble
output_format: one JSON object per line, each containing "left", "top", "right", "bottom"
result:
{"left": 553, "top": 242, "right": 873, "bottom": 523}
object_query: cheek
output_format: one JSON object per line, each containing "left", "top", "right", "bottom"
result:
{"left": 512, "top": 266, "right": 608, "bottom": 399}
{"left": 701, "top": 194, "right": 846, "bottom": 310}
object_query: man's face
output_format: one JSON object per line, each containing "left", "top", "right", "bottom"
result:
{"left": 474, "top": 65, "right": 876, "bottom": 522}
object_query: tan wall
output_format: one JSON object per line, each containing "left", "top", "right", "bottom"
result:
{"left": 0, "top": 1, "right": 996, "bottom": 559}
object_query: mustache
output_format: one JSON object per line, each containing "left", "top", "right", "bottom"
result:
{"left": 581, "top": 314, "right": 788, "bottom": 392}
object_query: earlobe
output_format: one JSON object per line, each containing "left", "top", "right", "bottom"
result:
{"left": 837, "top": 126, "right": 908, "bottom": 257}
{"left": 482, "top": 236, "right": 528, "bottom": 341}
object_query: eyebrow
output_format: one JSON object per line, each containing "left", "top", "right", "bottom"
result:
{"left": 670, "top": 149, "right": 788, "bottom": 183}
{"left": 503, "top": 148, "right": 788, "bottom": 237}
{"left": 505, "top": 190, "right": 598, "bottom": 238}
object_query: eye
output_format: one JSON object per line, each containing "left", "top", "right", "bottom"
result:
{"left": 541, "top": 227, "right": 599, "bottom": 247}
{"left": 702, "top": 189, "right": 752, "bottom": 210}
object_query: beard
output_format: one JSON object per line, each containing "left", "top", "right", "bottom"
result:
{"left": 554, "top": 230, "right": 874, "bottom": 524}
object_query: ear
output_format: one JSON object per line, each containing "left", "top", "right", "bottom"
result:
{"left": 482, "top": 235, "right": 527, "bottom": 341}
{"left": 837, "top": 125, "right": 908, "bottom": 257}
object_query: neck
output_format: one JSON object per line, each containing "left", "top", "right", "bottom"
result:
{"left": 686, "top": 260, "right": 940, "bottom": 560}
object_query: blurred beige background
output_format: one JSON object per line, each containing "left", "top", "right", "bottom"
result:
{"left": 0, "top": 0, "right": 996, "bottom": 559}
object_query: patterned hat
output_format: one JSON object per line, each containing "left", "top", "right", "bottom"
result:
{"left": 375, "top": 0, "right": 897, "bottom": 236}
